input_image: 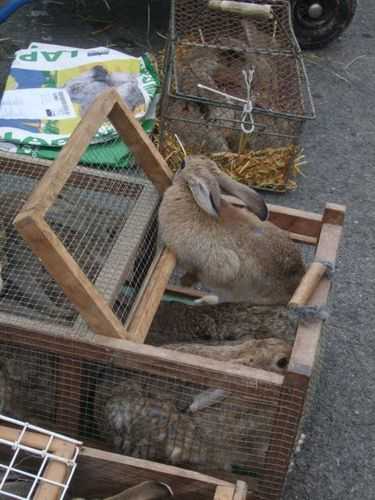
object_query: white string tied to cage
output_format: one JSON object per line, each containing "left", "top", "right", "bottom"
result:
{"left": 241, "top": 68, "right": 255, "bottom": 135}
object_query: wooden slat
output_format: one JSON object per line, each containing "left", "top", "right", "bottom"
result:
{"left": 71, "top": 447, "right": 232, "bottom": 499}
{"left": 0, "top": 426, "right": 71, "bottom": 453}
{"left": 20, "top": 89, "right": 118, "bottom": 217}
{"left": 214, "top": 485, "right": 236, "bottom": 500}
{"left": 288, "top": 232, "right": 317, "bottom": 245}
{"left": 322, "top": 202, "right": 346, "bottom": 226}
{"left": 34, "top": 441, "right": 76, "bottom": 500}
{"left": 288, "top": 222, "right": 344, "bottom": 379}
{"left": 126, "top": 248, "right": 177, "bottom": 343}
{"left": 0, "top": 322, "right": 284, "bottom": 389}
{"left": 109, "top": 97, "right": 173, "bottom": 193}
{"left": 267, "top": 204, "right": 322, "bottom": 238}
{"left": 14, "top": 213, "right": 128, "bottom": 339}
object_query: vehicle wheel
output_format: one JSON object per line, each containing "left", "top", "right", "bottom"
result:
{"left": 291, "top": 0, "right": 357, "bottom": 49}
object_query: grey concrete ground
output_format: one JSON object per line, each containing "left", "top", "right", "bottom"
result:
{"left": 0, "top": 1, "right": 374, "bottom": 499}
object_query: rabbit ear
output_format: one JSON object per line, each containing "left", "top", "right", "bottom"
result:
{"left": 217, "top": 173, "right": 268, "bottom": 221}
{"left": 185, "top": 173, "right": 221, "bottom": 217}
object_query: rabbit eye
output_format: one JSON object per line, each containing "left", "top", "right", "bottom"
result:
{"left": 180, "top": 159, "right": 186, "bottom": 170}
{"left": 277, "top": 357, "right": 289, "bottom": 369}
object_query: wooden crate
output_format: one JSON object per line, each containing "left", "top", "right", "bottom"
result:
{"left": 71, "top": 447, "right": 248, "bottom": 500}
{"left": 0, "top": 200, "right": 345, "bottom": 500}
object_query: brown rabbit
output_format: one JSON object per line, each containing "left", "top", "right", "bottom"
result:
{"left": 158, "top": 155, "right": 305, "bottom": 306}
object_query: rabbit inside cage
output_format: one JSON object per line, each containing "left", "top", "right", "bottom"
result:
{"left": 158, "top": 0, "right": 314, "bottom": 190}
{"left": 92, "top": 363, "right": 282, "bottom": 478}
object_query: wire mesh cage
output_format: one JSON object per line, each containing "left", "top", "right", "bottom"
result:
{"left": 158, "top": 0, "right": 315, "bottom": 191}
{"left": 0, "top": 415, "right": 81, "bottom": 500}
{"left": 0, "top": 201, "right": 345, "bottom": 500}
{"left": 0, "top": 89, "right": 173, "bottom": 342}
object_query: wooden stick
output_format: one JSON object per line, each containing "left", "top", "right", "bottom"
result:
{"left": 109, "top": 98, "right": 173, "bottom": 194}
{"left": 288, "top": 223, "right": 344, "bottom": 378}
{"left": 127, "top": 249, "right": 177, "bottom": 343}
{"left": 14, "top": 214, "right": 128, "bottom": 339}
{"left": 289, "top": 261, "right": 328, "bottom": 308}
{"left": 208, "top": 0, "right": 273, "bottom": 19}
{"left": 20, "top": 89, "right": 118, "bottom": 217}
{"left": 267, "top": 204, "right": 322, "bottom": 238}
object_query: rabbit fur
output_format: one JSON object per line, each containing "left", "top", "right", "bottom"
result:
{"left": 158, "top": 155, "right": 305, "bottom": 306}
{"left": 95, "top": 377, "right": 269, "bottom": 473}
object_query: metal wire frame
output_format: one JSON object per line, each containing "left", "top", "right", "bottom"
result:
{"left": 0, "top": 415, "right": 81, "bottom": 500}
{"left": 164, "top": 0, "right": 315, "bottom": 120}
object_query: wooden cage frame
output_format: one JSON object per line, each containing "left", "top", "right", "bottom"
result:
{"left": 0, "top": 197, "right": 345, "bottom": 499}
{"left": 12, "top": 88, "right": 175, "bottom": 341}
{"left": 0, "top": 424, "right": 247, "bottom": 500}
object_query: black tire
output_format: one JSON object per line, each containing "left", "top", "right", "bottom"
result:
{"left": 291, "top": 0, "right": 357, "bottom": 49}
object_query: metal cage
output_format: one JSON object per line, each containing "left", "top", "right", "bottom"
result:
{"left": 158, "top": 0, "right": 315, "bottom": 191}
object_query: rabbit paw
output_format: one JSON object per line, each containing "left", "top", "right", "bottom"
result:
{"left": 193, "top": 294, "right": 220, "bottom": 306}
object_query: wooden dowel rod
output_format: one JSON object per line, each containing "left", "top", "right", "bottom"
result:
{"left": 289, "top": 261, "right": 327, "bottom": 307}
{"left": 0, "top": 426, "right": 65, "bottom": 453}
{"left": 33, "top": 441, "right": 76, "bottom": 500}
{"left": 208, "top": 0, "right": 273, "bottom": 19}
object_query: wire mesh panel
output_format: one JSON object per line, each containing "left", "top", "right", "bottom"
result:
{"left": 0, "top": 93, "right": 164, "bottom": 341}
{"left": 0, "top": 415, "right": 81, "bottom": 500}
{"left": 158, "top": 0, "right": 315, "bottom": 191}
{"left": 166, "top": 0, "right": 313, "bottom": 117}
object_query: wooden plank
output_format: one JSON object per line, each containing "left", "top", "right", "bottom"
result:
{"left": 126, "top": 248, "right": 177, "bottom": 343}
{"left": 214, "top": 485, "right": 236, "bottom": 500}
{"left": 288, "top": 223, "right": 343, "bottom": 380}
{"left": 322, "top": 202, "right": 346, "bottom": 226}
{"left": 109, "top": 96, "right": 173, "bottom": 193}
{"left": 14, "top": 213, "right": 128, "bottom": 339}
{"left": 34, "top": 441, "right": 76, "bottom": 500}
{"left": 20, "top": 89, "right": 118, "bottom": 217}
{"left": 259, "top": 216, "right": 345, "bottom": 498}
{"left": 0, "top": 323, "right": 284, "bottom": 392}
{"left": 267, "top": 204, "right": 322, "bottom": 238}
{"left": 0, "top": 426, "right": 73, "bottom": 453}
{"left": 71, "top": 447, "right": 232, "bottom": 499}
{"left": 0, "top": 310, "right": 74, "bottom": 339}
{"left": 233, "top": 481, "right": 248, "bottom": 500}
